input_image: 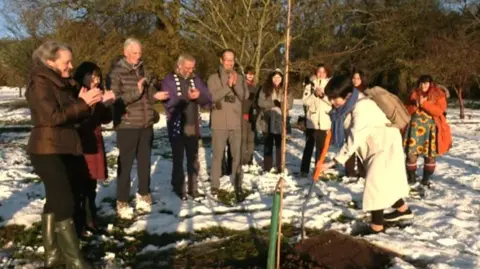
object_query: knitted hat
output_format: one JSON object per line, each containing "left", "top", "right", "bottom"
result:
{"left": 273, "top": 68, "right": 284, "bottom": 75}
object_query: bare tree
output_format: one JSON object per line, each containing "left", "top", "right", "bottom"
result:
{"left": 180, "top": 0, "right": 293, "bottom": 80}
{"left": 418, "top": 31, "right": 480, "bottom": 119}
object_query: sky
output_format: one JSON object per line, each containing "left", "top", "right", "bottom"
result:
{"left": 0, "top": 0, "right": 10, "bottom": 38}
{"left": 0, "top": 16, "right": 9, "bottom": 38}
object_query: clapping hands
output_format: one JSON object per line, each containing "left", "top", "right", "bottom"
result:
{"left": 102, "top": 90, "right": 116, "bottom": 103}
{"left": 154, "top": 91, "right": 170, "bottom": 101}
{"left": 78, "top": 87, "right": 102, "bottom": 106}
{"left": 228, "top": 72, "right": 238, "bottom": 87}
{"left": 188, "top": 88, "right": 200, "bottom": 100}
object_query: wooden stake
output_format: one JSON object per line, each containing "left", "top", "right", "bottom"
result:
{"left": 281, "top": 0, "right": 292, "bottom": 173}
{"left": 275, "top": 178, "right": 285, "bottom": 269}
{"left": 277, "top": 0, "right": 292, "bottom": 267}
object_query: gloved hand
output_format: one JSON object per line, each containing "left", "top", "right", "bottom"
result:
{"left": 274, "top": 100, "right": 281, "bottom": 108}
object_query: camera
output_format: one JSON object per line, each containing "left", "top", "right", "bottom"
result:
{"left": 224, "top": 94, "right": 236, "bottom": 103}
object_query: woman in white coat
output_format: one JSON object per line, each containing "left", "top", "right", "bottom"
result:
{"left": 318, "top": 75, "right": 413, "bottom": 235}
{"left": 300, "top": 65, "right": 332, "bottom": 176}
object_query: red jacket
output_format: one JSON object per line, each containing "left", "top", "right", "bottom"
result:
{"left": 77, "top": 103, "right": 112, "bottom": 180}
{"left": 405, "top": 84, "right": 452, "bottom": 155}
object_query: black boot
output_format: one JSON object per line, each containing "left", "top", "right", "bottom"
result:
{"left": 263, "top": 156, "right": 273, "bottom": 173}
{"left": 421, "top": 170, "right": 433, "bottom": 188}
{"left": 85, "top": 197, "right": 98, "bottom": 234}
{"left": 55, "top": 218, "right": 92, "bottom": 269}
{"left": 42, "top": 214, "right": 64, "bottom": 268}
{"left": 407, "top": 170, "right": 417, "bottom": 185}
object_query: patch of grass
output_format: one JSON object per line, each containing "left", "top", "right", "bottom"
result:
{"left": 107, "top": 155, "right": 117, "bottom": 169}
{"left": 0, "top": 219, "right": 326, "bottom": 268}
{"left": 134, "top": 224, "right": 325, "bottom": 269}
{"left": 216, "top": 189, "right": 255, "bottom": 207}
{"left": 134, "top": 228, "right": 269, "bottom": 269}
{"left": 319, "top": 173, "right": 342, "bottom": 182}
{"left": 153, "top": 103, "right": 166, "bottom": 114}
{"left": 21, "top": 177, "right": 41, "bottom": 184}
{"left": 0, "top": 222, "right": 42, "bottom": 247}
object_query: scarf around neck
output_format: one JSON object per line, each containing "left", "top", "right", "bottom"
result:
{"left": 329, "top": 88, "right": 360, "bottom": 148}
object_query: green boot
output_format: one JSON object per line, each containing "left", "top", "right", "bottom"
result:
{"left": 55, "top": 218, "right": 92, "bottom": 269}
{"left": 42, "top": 214, "right": 64, "bottom": 268}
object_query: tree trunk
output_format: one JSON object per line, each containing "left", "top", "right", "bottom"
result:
{"left": 397, "top": 69, "right": 408, "bottom": 98}
{"left": 456, "top": 87, "right": 465, "bottom": 119}
{"left": 18, "top": 87, "right": 22, "bottom": 97}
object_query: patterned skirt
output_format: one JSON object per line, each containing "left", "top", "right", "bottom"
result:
{"left": 404, "top": 110, "right": 437, "bottom": 157}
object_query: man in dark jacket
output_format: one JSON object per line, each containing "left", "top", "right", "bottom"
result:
{"left": 160, "top": 53, "right": 211, "bottom": 200}
{"left": 108, "top": 38, "right": 169, "bottom": 219}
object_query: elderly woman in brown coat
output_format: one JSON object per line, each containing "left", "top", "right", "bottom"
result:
{"left": 26, "top": 41, "right": 108, "bottom": 268}
{"left": 73, "top": 62, "right": 113, "bottom": 237}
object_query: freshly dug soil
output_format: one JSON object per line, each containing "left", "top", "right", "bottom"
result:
{"left": 135, "top": 229, "right": 398, "bottom": 268}
{"left": 295, "top": 230, "right": 398, "bottom": 269}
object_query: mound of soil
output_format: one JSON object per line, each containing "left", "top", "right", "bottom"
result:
{"left": 295, "top": 230, "right": 398, "bottom": 269}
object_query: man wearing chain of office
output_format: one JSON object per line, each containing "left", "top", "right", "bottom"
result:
{"left": 160, "top": 53, "right": 211, "bottom": 200}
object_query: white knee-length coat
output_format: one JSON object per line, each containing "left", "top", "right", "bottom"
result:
{"left": 333, "top": 95, "right": 409, "bottom": 211}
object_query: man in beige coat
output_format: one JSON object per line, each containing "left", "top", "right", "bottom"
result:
{"left": 208, "top": 49, "right": 249, "bottom": 201}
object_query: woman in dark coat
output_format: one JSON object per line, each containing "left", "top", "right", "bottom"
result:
{"left": 27, "top": 41, "right": 100, "bottom": 268}
{"left": 73, "top": 62, "right": 113, "bottom": 236}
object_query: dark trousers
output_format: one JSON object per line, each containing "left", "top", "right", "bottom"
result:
{"left": 242, "top": 118, "right": 255, "bottom": 165}
{"left": 345, "top": 154, "right": 366, "bottom": 178}
{"left": 300, "top": 129, "right": 328, "bottom": 174}
{"left": 222, "top": 142, "right": 233, "bottom": 176}
{"left": 264, "top": 133, "right": 282, "bottom": 172}
{"left": 72, "top": 174, "right": 98, "bottom": 236}
{"left": 116, "top": 127, "right": 153, "bottom": 202}
{"left": 171, "top": 136, "right": 199, "bottom": 195}
{"left": 371, "top": 199, "right": 405, "bottom": 225}
{"left": 82, "top": 178, "right": 97, "bottom": 226}
{"left": 30, "top": 154, "right": 84, "bottom": 222}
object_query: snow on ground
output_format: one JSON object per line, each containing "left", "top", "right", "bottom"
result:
{"left": 0, "top": 87, "right": 30, "bottom": 125}
{"left": 0, "top": 87, "right": 24, "bottom": 103}
{"left": 0, "top": 87, "right": 479, "bottom": 268}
